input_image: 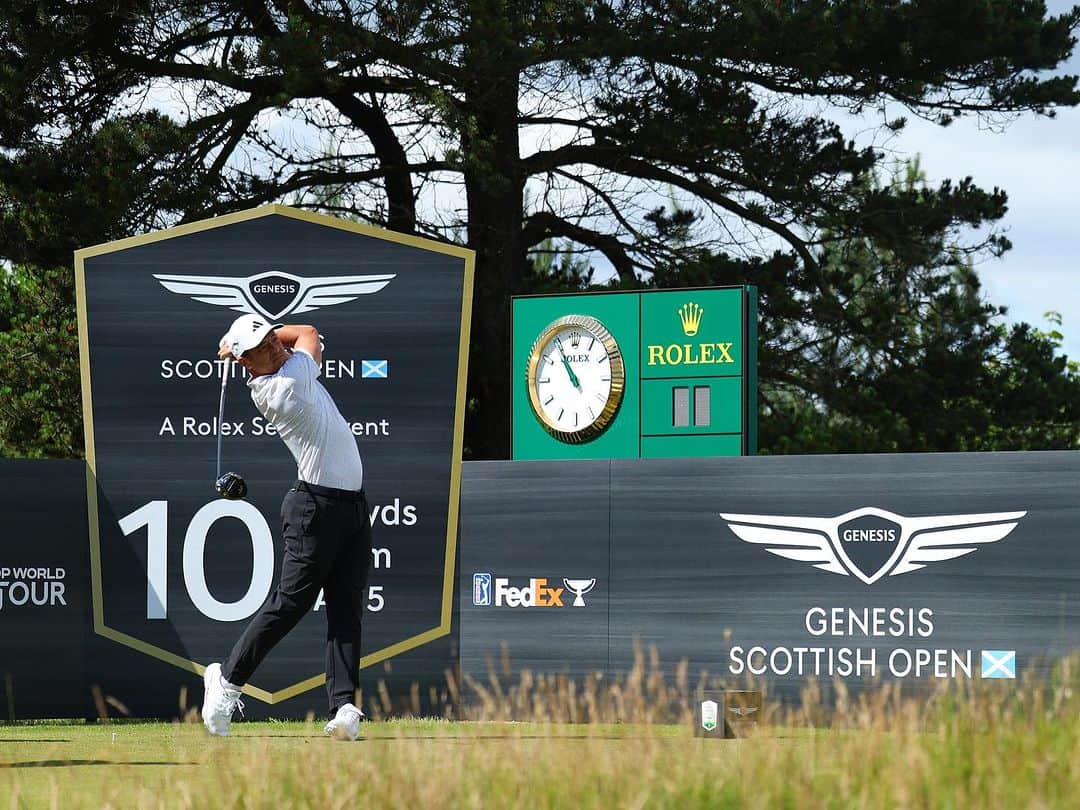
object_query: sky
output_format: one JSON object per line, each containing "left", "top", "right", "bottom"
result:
{"left": 861, "top": 0, "right": 1080, "bottom": 360}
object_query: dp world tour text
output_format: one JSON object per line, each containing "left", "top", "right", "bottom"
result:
{"left": 0, "top": 567, "right": 67, "bottom": 610}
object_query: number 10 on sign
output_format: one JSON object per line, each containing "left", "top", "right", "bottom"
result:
{"left": 118, "top": 500, "right": 384, "bottom": 621}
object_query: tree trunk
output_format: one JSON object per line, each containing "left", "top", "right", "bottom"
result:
{"left": 462, "top": 6, "right": 525, "bottom": 459}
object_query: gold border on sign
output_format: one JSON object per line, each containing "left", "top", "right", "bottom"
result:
{"left": 526, "top": 315, "right": 625, "bottom": 443}
{"left": 74, "top": 204, "right": 474, "bottom": 704}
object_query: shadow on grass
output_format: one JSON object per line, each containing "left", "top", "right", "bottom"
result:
{"left": 361, "top": 734, "right": 630, "bottom": 741}
{"left": 0, "top": 739, "right": 71, "bottom": 743}
{"left": 229, "top": 733, "right": 638, "bottom": 742}
{"left": 1, "top": 760, "right": 194, "bottom": 769}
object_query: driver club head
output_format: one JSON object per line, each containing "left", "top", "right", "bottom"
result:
{"left": 215, "top": 471, "right": 248, "bottom": 500}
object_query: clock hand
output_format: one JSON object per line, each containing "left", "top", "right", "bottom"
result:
{"left": 562, "top": 357, "right": 581, "bottom": 389}
{"left": 554, "top": 339, "right": 581, "bottom": 388}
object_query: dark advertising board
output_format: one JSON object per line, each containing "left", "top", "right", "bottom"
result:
{"left": 0, "top": 461, "right": 88, "bottom": 720}
{"left": 460, "top": 452, "right": 1080, "bottom": 703}
{"left": 75, "top": 206, "right": 473, "bottom": 717}
{"left": 7, "top": 447, "right": 1076, "bottom": 719}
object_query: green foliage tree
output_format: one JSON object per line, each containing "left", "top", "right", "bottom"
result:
{"left": 1, "top": 1, "right": 1079, "bottom": 457}
{"left": 0, "top": 264, "right": 82, "bottom": 457}
{"left": 649, "top": 161, "right": 1080, "bottom": 452}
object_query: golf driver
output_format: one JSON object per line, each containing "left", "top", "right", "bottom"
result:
{"left": 214, "top": 358, "right": 247, "bottom": 500}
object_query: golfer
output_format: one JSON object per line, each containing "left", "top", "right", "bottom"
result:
{"left": 201, "top": 313, "right": 371, "bottom": 741}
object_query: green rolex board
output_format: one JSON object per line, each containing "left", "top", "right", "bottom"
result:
{"left": 512, "top": 286, "right": 756, "bottom": 460}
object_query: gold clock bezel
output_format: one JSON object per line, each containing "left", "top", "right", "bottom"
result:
{"left": 526, "top": 314, "right": 625, "bottom": 444}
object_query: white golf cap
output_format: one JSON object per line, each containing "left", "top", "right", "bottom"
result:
{"left": 221, "top": 314, "right": 281, "bottom": 359}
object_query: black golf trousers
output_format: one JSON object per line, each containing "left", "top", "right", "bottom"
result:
{"left": 223, "top": 481, "right": 372, "bottom": 714}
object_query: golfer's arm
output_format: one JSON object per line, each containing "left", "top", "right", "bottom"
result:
{"left": 276, "top": 325, "right": 323, "bottom": 365}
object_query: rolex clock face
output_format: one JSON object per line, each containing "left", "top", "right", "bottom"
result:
{"left": 527, "top": 315, "right": 625, "bottom": 443}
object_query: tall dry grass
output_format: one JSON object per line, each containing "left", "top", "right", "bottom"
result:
{"left": 4, "top": 651, "right": 1077, "bottom": 808}
{"left": 458, "top": 644, "right": 1078, "bottom": 733}
{"left": 179, "top": 652, "right": 1079, "bottom": 808}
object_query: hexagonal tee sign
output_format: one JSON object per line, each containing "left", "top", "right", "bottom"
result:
{"left": 75, "top": 206, "right": 473, "bottom": 706}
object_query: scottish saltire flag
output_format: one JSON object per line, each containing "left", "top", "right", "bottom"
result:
{"left": 981, "top": 650, "right": 1016, "bottom": 679}
{"left": 361, "top": 359, "right": 388, "bottom": 379}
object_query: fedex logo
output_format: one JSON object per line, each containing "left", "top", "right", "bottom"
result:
{"left": 490, "top": 577, "right": 564, "bottom": 608}
{"left": 496, "top": 577, "right": 563, "bottom": 607}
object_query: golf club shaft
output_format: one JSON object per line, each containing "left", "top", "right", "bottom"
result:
{"left": 217, "top": 358, "right": 229, "bottom": 479}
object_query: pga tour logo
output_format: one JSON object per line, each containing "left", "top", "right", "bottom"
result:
{"left": 721, "top": 507, "right": 1026, "bottom": 585}
{"left": 154, "top": 270, "right": 395, "bottom": 321}
{"left": 472, "top": 573, "right": 596, "bottom": 608}
{"left": 473, "top": 573, "right": 493, "bottom": 606}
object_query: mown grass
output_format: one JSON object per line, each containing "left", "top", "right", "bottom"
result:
{"left": 2, "top": 656, "right": 1077, "bottom": 809}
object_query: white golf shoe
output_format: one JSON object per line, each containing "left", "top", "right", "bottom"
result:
{"left": 202, "top": 662, "right": 244, "bottom": 737}
{"left": 324, "top": 703, "right": 364, "bottom": 741}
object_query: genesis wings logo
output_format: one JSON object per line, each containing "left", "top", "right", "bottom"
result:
{"left": 153, "top": 270, "right": 395, "bottom": 320}
{"left": 729, "top": 706, "right": 759, "bottom": 717}
{"left": 721, "top": 507, "right": 1026, "bottom": 585}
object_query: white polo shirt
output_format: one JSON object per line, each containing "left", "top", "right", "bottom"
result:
{"left": 247, "top": 348, "right": 364, "bottom": 491}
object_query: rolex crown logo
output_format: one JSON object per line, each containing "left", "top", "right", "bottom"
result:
{"left": 678, "top": 302, "right": 703, "bottom": 337}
